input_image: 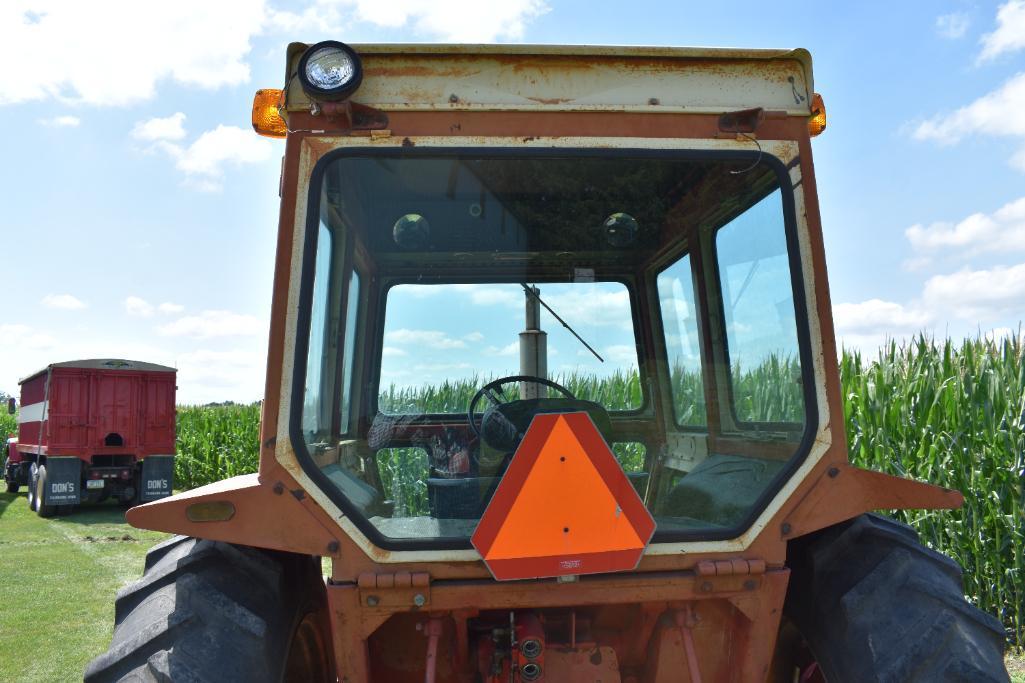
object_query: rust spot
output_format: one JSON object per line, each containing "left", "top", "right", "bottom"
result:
{"left": 527, "top": 96, "right": 572, "bottom": 105}
{"left": 401, "top": 137, "right": 414, "bottom": 147}
{"left": 263, "top": 436, "right": 276, "bottom": 449}
{"left": 522, "top": 136, "right": 536, "bottom": 142}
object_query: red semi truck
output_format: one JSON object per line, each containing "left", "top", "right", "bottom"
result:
{"left": 3, "top": 359, "right": 177, "bottom": 516}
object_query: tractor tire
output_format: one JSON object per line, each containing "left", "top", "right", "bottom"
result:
{"left": 35, "top": 464, "right": 55, "bottom": 518}
{"left": 4, "top": 479, "right": 17, "bottom": 494}
{"left": 784, "top": 513, "right": 1008, "bottom": 682}
{"left": 84, "top": 536, "right": 333, "bottom": 683}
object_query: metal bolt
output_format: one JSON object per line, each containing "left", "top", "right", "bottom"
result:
{"left": 327, "top": 540, "right": 340, "bottom": 554}
{"left": 743, "top": 579, "right": 756, "bottom": 591}
{"left": 449, "top": 94, "right": 459, "bottom": 103}
{"left": 648, "top": 97, "right": 660, "bottom": 105}
{"left": 272, "top": 482, "right": 284, "bottom": 495}
{"left": 781, "top": 522, "right": 792, "bottom": 535}
{"left": 828, "top": 466, "right": 840, "bottom": 478}
{"left": 413, "top": 593, "right": 426, "bottom": 607}
{"left": 699, "top": 581, "right": 713, "bottom": 593}
{"left": 366, "top": 595, "right": 380, "bottom": 606}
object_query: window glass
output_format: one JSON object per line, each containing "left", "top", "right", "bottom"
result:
{"left": 339, "top": 271, "right": 360, "bottom": 432}
{"left": 379, "top": 281, "right": 640, "bottom": 415}
{"left": 302, "top": 222, "right": 332, "bottom": 436}
{"left": 298, "top": 152, "right": 810, "bottom": 546}
{"left": 715, "top": 190, "right": 804, "bottom": 426}
{"left": 656, "top": 253, "right": 706, "bottom": 427}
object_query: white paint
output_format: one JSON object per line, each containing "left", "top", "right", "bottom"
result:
{"left": 17, "top": 401, "right": 47, "bottom": 424}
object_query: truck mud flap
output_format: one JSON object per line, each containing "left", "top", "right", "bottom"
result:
{"left": 141, "top": 456, "right": 174, "bottom": 502}
{"left": 43, "top": 457, "right": 82, "bottom": 505}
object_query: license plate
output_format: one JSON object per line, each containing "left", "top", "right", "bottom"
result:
{"left": 86, "top": 479, "right": 105, "bottom": 490}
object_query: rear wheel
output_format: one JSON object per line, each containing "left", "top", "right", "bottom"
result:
{"left": 85, "top": 536, "right": 332, "bottom": 683}
{"left": 35, "top": 464, "right": 55, "bottom": 518}
{"left": 783, "top": 513, "right": 1008, "bottom": 682}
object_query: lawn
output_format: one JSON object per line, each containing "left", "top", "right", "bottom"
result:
{"left": 0, "top": 491, "right": 170, "bottom": 682}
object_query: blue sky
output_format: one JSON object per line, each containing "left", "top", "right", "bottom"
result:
{"left": 2, "top": 1, "right": 1024, "bottom": 403}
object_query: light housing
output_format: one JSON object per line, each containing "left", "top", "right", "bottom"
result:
{"left": 252, "top": 88, "right": 287, "bottom": 138}
{"left": 808, "top": 93, "right": 826, "bottom": 137}
{"left": 298, "top": 40, "right": 363, "bottom": 102}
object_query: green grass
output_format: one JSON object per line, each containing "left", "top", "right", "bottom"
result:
{"left": 0, "top": 491, "right": 170, "bottom": 682}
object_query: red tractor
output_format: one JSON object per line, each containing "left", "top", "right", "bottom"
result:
{"left": 8, "top": 359, "right": 177, "bottom": 515}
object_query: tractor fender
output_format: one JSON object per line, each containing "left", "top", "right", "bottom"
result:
{"left": 126, "top": 471, "right": 342, "bottom": 559}
{"left": 779, "top": 462, "right": 964, "bottom": 542}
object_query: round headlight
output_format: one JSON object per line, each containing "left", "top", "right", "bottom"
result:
{"left": 298, "top": 41, "right": 363, "bottom": 101}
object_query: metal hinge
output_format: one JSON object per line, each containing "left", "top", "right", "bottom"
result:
{"left": 695, "top": 558, "right": 767, "bottom": 577}
{"left": 357, "top": 571, "right": 431, "bottom": 610}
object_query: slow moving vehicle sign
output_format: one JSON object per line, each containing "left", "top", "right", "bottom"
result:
{"left": 472, "top": 412, "right": 656, "bottom": 581}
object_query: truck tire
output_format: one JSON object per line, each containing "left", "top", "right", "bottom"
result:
{"left": 27, "top": 462, "right": 38, "bottom": 510}
{"left": 784, "top": 513, "right": 1008, "bottom": 682}
{"left": 84, "top": 536, "right": 332, "bottom": 683}
{"left": 35, "top": 464, "right": 55, "bottom": 518}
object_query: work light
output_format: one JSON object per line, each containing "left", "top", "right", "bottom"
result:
{"left": 298, "top": 41, "right": 363, "bottom": 101}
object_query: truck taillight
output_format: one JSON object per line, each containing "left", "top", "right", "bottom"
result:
{"left": 120, "top": 469, "right": 131, "bottom": 479}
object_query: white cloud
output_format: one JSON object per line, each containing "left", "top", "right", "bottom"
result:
{"left": 41, "top": 293, "right": 86, "bottom": 310}
{"left": 151, "top": 124, "right": 274, "bottom": 191}
{"left": 39, "top": 115, "right": 80, "bottom": 127}
{"left": 833, "top": 299, "right": 932, "bottom": 336}
{"left": 936, "top": 11, "right": 971, "bottom": 39}
{"left": 912, "top": 72, "right": 1025, "bottom": 171}
{"left": 0, "top": 324, "right": 57, "bottom": 351}
{"left": 158, "top": 302, "right": 185, "bottom": 314}
{"left": 385, "top": 328, "right": 466, "bottom": 349}
{"left": 157, "top": 310, "right": 263, "bottom": 338}
{"left": 905, "top": 195, "right": 1025, "bottom": 255}
{"left": 978, "top": 0, "right": 1025, "bottom": 62}
{"left": 0, "top": 1, "right": 265, "bottom": 107}
{"left": 131, "top": 112, "right": 187, "bottom": 142}
{"left": 603, "top": 344, "right": 638, "bottom": 364}
{"left": 922, "top": 263, "right": 1025, "bottom": 320}
{"left": 172, "top": 348, "right": 265, "bottom": 404}
{"left": 382, "top": 346, "right": 407, "bottom": 357}
{"left": 463, "top": 331, "right": 485, "bottom": 342}
{"left": 124, "top": 296, "right": 154, "bottom": 317}
{"left": 485, "top": 341, "right": 520, "bottom": 356}
{"left": 272, "top": 0, "right": 549, "bottom": 41}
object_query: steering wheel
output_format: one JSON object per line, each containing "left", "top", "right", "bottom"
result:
{"left": 467, "top": 375, "right": 576, "bottom": 438}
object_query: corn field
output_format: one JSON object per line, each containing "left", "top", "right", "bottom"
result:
{"left": 173, "top": 334, "right": 1024, "bottom": 646}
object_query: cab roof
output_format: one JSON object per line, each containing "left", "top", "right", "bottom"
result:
{"left": 283, "top": 43, "right": 815, "bottom": 116}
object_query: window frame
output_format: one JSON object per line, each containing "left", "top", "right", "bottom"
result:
{"left": 290, "top": 146, "right": 819, "bottom": 552}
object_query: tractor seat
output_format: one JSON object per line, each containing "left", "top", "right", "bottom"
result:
{"left": 662, "top": 454, "right": 784, "bottom": 528}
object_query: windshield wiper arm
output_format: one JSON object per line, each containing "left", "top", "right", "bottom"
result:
{"left": 521, "top": 283, "right": 604, "bottom": 363}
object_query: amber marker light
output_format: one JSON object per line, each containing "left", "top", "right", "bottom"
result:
{"left": 809, "top": 92, "right": 826, "bottom": 137}
{"left": 252, "top": 88, "right": 287, "bottom": 138}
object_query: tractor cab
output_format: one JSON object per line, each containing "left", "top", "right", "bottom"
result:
{"left": 297, "top": 148, "right": 812, "bottom": 550}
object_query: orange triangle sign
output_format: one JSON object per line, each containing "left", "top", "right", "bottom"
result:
{"left": 472, "top": 412, "right": 655, "bottom": 581}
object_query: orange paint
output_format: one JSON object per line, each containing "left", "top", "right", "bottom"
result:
{"left": 472, "top": 413, "right": 655, "bottom": 580}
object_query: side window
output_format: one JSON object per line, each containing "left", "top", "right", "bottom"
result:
{"left": 339, "top": 271, "right": 360, "bottom": 433}
{"left": 302, "top": 222, "right": 333, "bottom": 437}
{"left": 656, "top": 253, "right": 707, "bottom": 427}
{"left": 715, "top": 190, "right": 805, "bottom": 426}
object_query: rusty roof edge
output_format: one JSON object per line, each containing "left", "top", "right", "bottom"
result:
{"left": 284, "top": 42, "right": 815, "bottom": 98}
